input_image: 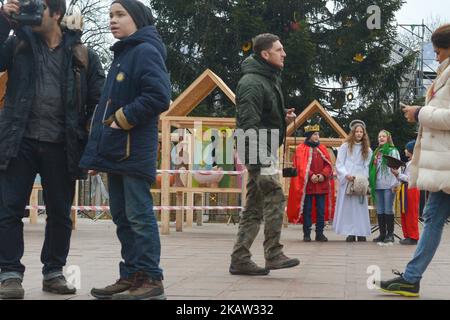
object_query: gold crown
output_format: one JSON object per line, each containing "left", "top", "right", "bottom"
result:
{"left": 304, "top": 124, "right": 320, "bottom": 133}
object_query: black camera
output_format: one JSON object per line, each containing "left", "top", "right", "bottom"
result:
{"left": 282, "top": 167, "right": 298, "bottom": 178}
{"left": 11, "top": 0, "right": 45, "bottom": 26}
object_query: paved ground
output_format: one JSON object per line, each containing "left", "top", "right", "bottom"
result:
{"left": 17, "top": 218, "right": 450, "bottom": 300}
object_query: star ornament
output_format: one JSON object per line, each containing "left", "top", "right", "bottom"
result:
{"left": 353, "top": 53, "right": 365, "bottom": 63}
{"left": 242, "top": 42, "right": 252, "bottom": 52}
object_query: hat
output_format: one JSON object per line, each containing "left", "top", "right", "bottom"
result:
{"left": 304, "top": 124, "right": 320, "bottom": 139}
{"left": 349, "top": 119, "right": 366, "bottom": 130}
{"left": 405, "top": 140, "right": 416, "bottom": 154}
{"left": 112, "top": 0, "right": 154, "bottom": 29}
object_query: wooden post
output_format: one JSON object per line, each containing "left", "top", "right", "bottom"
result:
{"left": 161, "top": 119, "right": 171, "bottom": 235}
{"left": 280, "top": 146, "right": 289, "bottom": 228}
{"left": 29, "top": 184, "right": 40, "bottom": 224}
{"left": 71, "top": 180, "right": 79, "bottom": 230}
{"left": 186, "top": 191, "right": 194, "bottom": 228}
{"left": 175, "top": 191, "right": 183, "bottom": 232}
{"left": 196, "top": 193, "right": 204, "bottom": 226}
{"left": 242, "top": 170, "right": 248, "bottom": 207}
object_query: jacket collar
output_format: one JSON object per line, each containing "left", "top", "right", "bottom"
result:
{"left": 431, "top": 57, "right": 450, "bottom": 98}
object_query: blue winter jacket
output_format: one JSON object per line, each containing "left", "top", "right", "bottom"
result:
{"left": 80, "top": 26, "right": 171, "bottom": 182}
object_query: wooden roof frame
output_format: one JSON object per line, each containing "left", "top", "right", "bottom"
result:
{"left": 162, "top": 69, "right": 236, "bottom": 118}
{"left": 285, "top": 100, "right": 348, "bottom": 147}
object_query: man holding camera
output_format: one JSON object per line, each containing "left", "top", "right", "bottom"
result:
{"left": 0, "top": 0, "right": 104, "bottom": 299}
{"left": 230, "top": 33, "right": 299, "bottom": 276}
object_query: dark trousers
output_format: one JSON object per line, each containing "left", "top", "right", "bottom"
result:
{"left": 302, "top": 194, "right": 326, "bottom": 236}
{"left": 0, "top": 138, "right": 75, "bottom": 281}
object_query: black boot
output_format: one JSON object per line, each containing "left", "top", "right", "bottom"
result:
{"left": 373, "top": 214, "right": 386, "bottom": 242}
{"left": 384, "top": 215, "right": 395, "bottom": 243}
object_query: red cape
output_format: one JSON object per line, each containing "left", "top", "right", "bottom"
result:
{"left": 287, "top": 143, "right": 335, "bottom": 224}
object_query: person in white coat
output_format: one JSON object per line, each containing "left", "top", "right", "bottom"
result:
{"left": 333, "top": 120, "right": 373, "bottom": 242}
{"left": 379, "top": 24, "right": 450, "bottom": 297}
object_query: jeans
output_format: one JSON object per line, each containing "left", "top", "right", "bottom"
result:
{"left": 108, "top": 174, "right": 163, "bottom": 281}
{"left": 303, "top": 194, "right": 325, "bottom": 235}
{"left": 403, "top": 191, "right": 450, "bottom": 283}
{"left": 0, "top": 138, "right": 75, "bottom": 282}
{"left": 375, "top": 189, "right": 395, "bottom": 215}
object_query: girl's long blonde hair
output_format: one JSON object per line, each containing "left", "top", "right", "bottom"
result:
{"left": 345, "top": 124, "right": 371, "bottom": 160}
{"left": 378, "top": 129, "right": 394, "bottom": 146}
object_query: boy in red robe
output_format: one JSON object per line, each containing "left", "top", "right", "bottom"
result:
{"left": 287, "top": 125, "right": 335, "bottom": 242}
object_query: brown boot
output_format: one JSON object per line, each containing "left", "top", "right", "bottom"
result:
{"left": 91, "top": 278, "right": 133, "bottom": 300}
{"left": 265, "top": 254, "right": 300, "bottom": 270}
{"left": 229, "top": 260, "right": 270, "bottom": 276}
{"left": 112, "top": 272, "right": 165, "bottom": 300}
{"left": 42, "top": 275, "right": 76, "bottom": 295}
{"left": 0, "top": 278, "right": 24, "bottom": 300}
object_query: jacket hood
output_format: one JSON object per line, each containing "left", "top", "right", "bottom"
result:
{"left": 241, "top": 54, "right": 281, "bottom": 80}
{"left": 111, "top": 25, "right": 166, "bottom": 60}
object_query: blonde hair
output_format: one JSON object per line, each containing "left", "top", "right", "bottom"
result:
{"left": 345, "top": 124, "right": 370, "bottom": 159}
{"left": 378, "top": 129, "right": 394, "bottom": 146}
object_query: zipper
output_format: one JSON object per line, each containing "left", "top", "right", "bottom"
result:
{"left": 102, "top": 99, "right": 111, "bottom": 122}
{"left": 88, "top": 103, "right": 99, "bottom": 136}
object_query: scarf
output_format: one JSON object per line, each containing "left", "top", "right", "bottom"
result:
{"left": 305, "top": 140, "right": 320, "bottom": 148}
{"left": 369, "top": 143, "right": 397, "bottom": 202}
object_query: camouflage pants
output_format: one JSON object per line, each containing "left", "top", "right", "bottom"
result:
{"left": 231, "top": 169, "right": 285, "bottom": 264}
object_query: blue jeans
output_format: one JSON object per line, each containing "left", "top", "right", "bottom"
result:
{"left": 403, "top": 191, "right": 450, "bottom": 283}
{"left": 303, "top": 194, "right": 325, "bottom": 235}
{"left": 108, "top": 174, "right": 163, "bottom": 281}
{"left": 375, "top": 189, "right": 395, "bottom": 215}
{"left": 0, "top": 139, "right": 75, "bottom": 282}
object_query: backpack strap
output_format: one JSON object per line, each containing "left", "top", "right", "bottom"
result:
{"left": 13, "top": 38, "right": 28, "bottom": 56}
{"left": 72, "top": 43, "right": 89, "bottom": 70}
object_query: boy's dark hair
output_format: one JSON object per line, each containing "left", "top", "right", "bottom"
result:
{"left": 252, "top": 33, "right": 280, "bottom": 55}
{"left": 45, "top": 0, "right": 66, "bottom": 24}
{"left": 431, "top": 24, "right": 450, "bottom": 49}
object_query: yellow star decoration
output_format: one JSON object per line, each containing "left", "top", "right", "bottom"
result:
{"left": 353, "top": 53, "right": 365, "bottom": 63}
{"left": 242, "top": 42, "right": 252, "bottom": 52}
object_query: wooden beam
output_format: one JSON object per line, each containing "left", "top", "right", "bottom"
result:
{"left": 161, "top": 119, "right": 171, "bottom": 235}
{"left": 71, "top": 180, "right": 79, "bottom": 230}
{"left": 169, "top": 187, "right": 243, "bottom": 193}
{"left": 164, "top": 116, "right": 236, "bottom": 129}
{"left": 285, "top": 137, "right": 344, "bottom": 148}
{"left": 0, "top": 72, "right": 7, "bottom": 110}
{"left": 165, "top": 70, "right": 217, "bottom": 117}
{"left": 286, "top": 100, "right": 348, "bottom": 139}
{"left": 163, "top": 69, "right": 236, "bottom": 118}
{"left": 29, "top": 184, "right": 40, "bottom": 224}
{"left": 175, "top": 191, "right": 183, "bottom": 232}
{"left": 208, "top": 69, "right": 236, "bottom": 105}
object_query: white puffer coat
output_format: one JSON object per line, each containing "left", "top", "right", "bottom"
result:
{"left": 410, "top": 57, "right": 450, "bottom": 193}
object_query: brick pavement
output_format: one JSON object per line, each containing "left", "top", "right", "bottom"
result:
{"left": 15, "top": 219, "right": 450, "bottom": 300}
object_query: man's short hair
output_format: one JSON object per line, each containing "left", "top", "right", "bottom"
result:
{"left": 252, "top": 33, "right": 280, "bottom": 55}
{"left": 45, "top": 0, "right": 66, "bottom": 24}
